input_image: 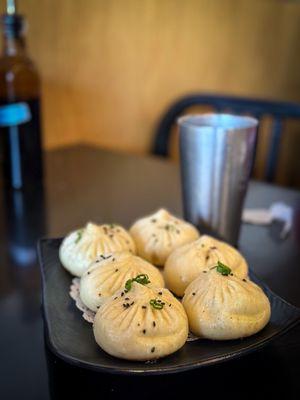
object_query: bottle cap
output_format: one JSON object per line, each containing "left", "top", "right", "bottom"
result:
{"left": 7, "top": 0, "right": 17, "bottom": 15}
{"left": 1, "top": 0, "right": 25, "bottom": 37}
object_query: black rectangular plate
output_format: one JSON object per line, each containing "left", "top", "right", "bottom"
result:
{"left": 39, "top": 238, "right": 300, "bottom": 375}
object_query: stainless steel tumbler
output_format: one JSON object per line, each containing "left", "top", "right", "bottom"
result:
{"left": 178, "top": 113, "right": 258, "bottom": 246}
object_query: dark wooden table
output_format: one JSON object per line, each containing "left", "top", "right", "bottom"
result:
{"left": 1, "top": 145, "right": 300, "bottom": 400}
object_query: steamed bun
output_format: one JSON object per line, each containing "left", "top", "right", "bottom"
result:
{"left": 93, "top": 280, "right": 188, "bottom": 360}
{"left": 80, "top": 252, "right": 164, "bottom": 312}
{"left": 182, "top": 266, "right": 271, "bottom": 340}
{"left": 129, "top": 209, "right": 199, "bottom": 267}
{"left": 164, "top": 235, "right": 248, "bottom": 297}
{"left": 59, "top": 222, "right": 136, "bottom": 277}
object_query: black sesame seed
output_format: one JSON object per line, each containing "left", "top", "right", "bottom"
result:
{"left": 230, "top": 273, "right": 233, "bottom": 276}
{"left": 158, "top": 292, "right": 162, "bottom": 295}
{"left": 153, "top": 321, "right": 156, "bottom": 327}
{"left": 210, "top": 246, "right": 217, "bottom": 250}
{"left": 115, "top": 269, "right": 119, "bottom": 272}
{"left": 87, "top": 272, "right": 90, "bottom": 275}
{"left": 142, "top": 306, "right": 147, "bottom": 309}
{"left": 143, "top": 329, "right": 146, "bottom": 334}
{"left": 169, "top": 304, "right": 172, "bottom": 307}
{"left": 138, "top": 323, "right": 140, "bottom": 326}
{"left": 206, "top": 255, "right": 209, "bottom": 261}
{"left": 98, "top": 293, "right": 101, "bottom": 296}
{"left": 121, "top": 292, "right": 124, "bottom": 297}
{"left": 130, "top": 301, "right": 134, "bottom": 306}
{"left": 114, "top": 297, "right": 118, "bottom": 300}
{"left": 151, "top": 347, "right": 155, "bottom": 353}
{"left": 243, "top": 279, "right": 247, "bottom": 282}
{"left": 113, "top": 258, "right": 116, "bottom": 262}
{"left": 192, "top": 292, "right": 196, "bottom": 296}
{"left": 125, "top": 297, "right": 130, "bottom": 300}
{"left": 109, "top": 234, "right": 114, "bottom": 238}
{"left": 96, "top": 260, "right": 100, "bottom": 263}
{"left": 203, "top": 270, "right": 207, "bottom": 273}
{"left": 97, "top": 306, "right": 100, "bottom": 309}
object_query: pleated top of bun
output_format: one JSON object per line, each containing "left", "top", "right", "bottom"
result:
{"left": 59, "top": 222, "right": 136, "bottom": 277}
{"left": 164, "top": 235, "right": 248, "bottom": 296}
{"left": 182, "top": 264, "right": 271, "bottom": 340}
{"left": 80, "top": 252, "right": 164, "bottom": 311}
{"left": 93, "top": 279, "right": 188, "bottom": 360}
{"left": 130, "top": 209, "right": 199, "bottom": 267}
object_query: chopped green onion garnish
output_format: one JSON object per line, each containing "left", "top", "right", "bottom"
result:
{"left": 150, "top": 299, "right": 165, "bottom": 310}
{"left": 125, "top": 274, "right": 151, "bottom": 292}
{"left": 75, "top": 229, "right": 84, "bottom": 244}
{"left": 215, "top": 261, "right": 232, "bottom": 276}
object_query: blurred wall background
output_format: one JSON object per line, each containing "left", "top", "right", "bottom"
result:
{"left": 1, "top": 0, "right": 300, "bottom": 185}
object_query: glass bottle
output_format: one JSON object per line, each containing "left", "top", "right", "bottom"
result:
{"left": 0, "top": 0, "right": 43, "bottom": 189}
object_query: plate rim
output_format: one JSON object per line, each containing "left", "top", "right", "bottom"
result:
{"left": 38, "top": 238, "right": 300, "bottom": 375}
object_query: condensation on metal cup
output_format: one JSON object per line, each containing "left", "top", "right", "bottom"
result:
{"left": 178, "top": 113, "right": 258, "bottom": 246}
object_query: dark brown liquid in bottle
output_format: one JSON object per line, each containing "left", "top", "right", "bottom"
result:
{"left": 0, "top": 14, "right": 43, "bottom": 189}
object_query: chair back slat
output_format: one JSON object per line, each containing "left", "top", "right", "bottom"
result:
{"left": 265, "top": 118, "right": 284, "bottom": 181}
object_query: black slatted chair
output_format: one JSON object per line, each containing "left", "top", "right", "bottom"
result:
{"left": 152, "top": 93, "right": 300, "bottom": 181}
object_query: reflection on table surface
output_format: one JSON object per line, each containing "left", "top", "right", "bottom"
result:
{"left": 0, "top": 145, "right": 300, "bottom": 400}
